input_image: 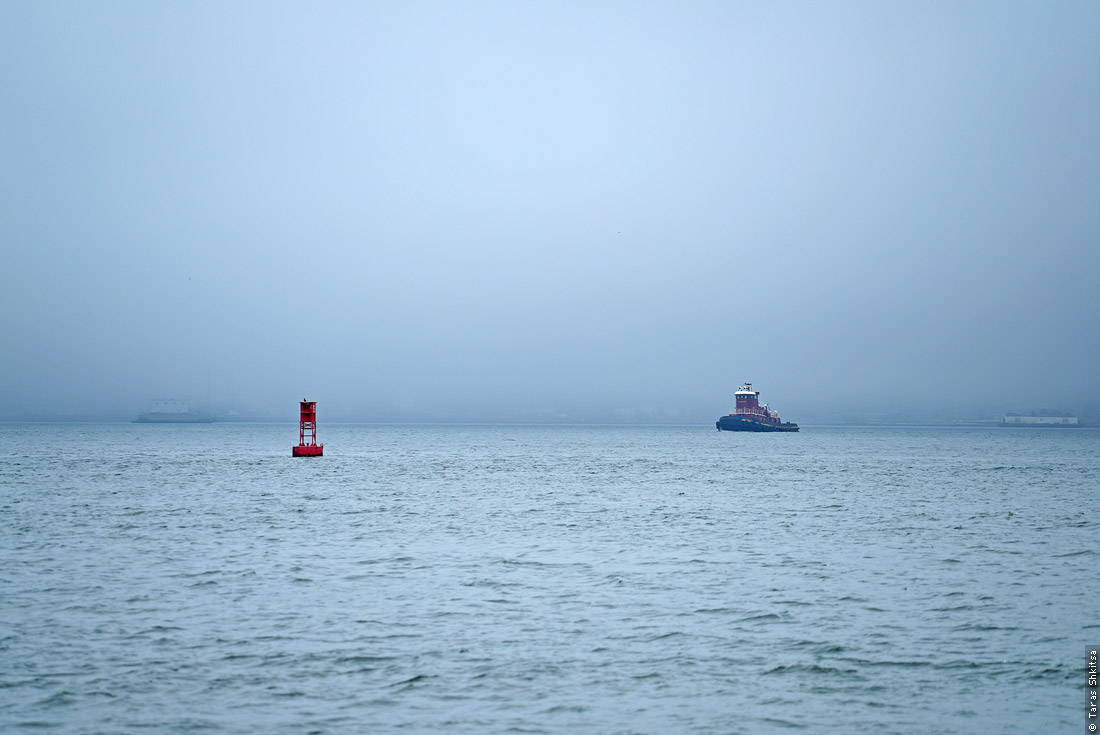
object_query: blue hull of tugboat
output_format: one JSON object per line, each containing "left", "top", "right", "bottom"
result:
{"left": 716, "top": 415, "right": 799, "bottom": 432}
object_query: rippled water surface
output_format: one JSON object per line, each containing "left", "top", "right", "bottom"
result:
{"left": 1, "top": 423, "right": 1097, "bottom": 733}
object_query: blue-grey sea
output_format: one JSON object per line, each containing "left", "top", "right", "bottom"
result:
{"left": 1, "top": 423, "right": 1097, "bottom": 734}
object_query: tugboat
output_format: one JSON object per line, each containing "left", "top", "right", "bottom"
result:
{"left": 716, "top": 382, "right": 799, "bottom": 432}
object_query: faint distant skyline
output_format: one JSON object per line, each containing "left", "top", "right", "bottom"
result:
{"left": 2, "top": 2, "right": 1098, "bottom": 423}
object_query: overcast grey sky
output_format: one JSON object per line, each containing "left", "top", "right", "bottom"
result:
{"left": 2, "top": 2, "right": 1097, "bottom": 422}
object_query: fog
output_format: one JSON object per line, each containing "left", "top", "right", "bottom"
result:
{"left": 2, "top": 2, "right": 1098, "bottom": 423}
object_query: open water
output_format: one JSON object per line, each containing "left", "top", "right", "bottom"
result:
{"left": 1, "top": 423, "right": 1097, "bottom": 733}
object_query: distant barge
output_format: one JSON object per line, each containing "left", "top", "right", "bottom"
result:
{"left": 716, "top": 382, "right": 799, "bottom": 432}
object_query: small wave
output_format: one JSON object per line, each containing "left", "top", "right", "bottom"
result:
{"left": 170, "top": 569, "right": 221, "bottom": 579}
{"left": 35, "top": 691, "right": 77, "bottom": 708}
{"left": 496, "top": 558, "right": 548, "bottom": 567}
{"left": 539, "top": 704, "right": 588, "bottom": 714}
{"left": 846, "top": 659, "right": 936, "bottom": 669}
{"left": 794, "top": 643, "right": 846, "bottom": 653}
{"left": 336, "top": 654, "right": 397, "bottom": 664}
{"left": 951, "top": 623, "right": 1018, "bottom": 632}
{"left": 738, "top": 612, "right": 785, "bottom": 623}
{"left": 764, "top": 664, "right": 858, "bottom": 677}
{"left": 389, "top": 674, "right": 432, "bottom": 688}
{"left": 221, "top": 653, "right": 254, "bottom": 661}
{"left": 461, "top": 578, "right": 523, "bottom": 589}
{"left": 759, "top": 717, "right": 804, "bottom": 728}
{"left": 356, "top": 556, "right": 415, "bottom": 565}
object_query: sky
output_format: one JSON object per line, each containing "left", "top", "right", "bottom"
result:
{"left": 1, "top": 1, "right": 1098, "bottom": 422}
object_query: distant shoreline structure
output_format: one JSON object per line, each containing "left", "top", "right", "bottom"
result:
{"left": 133, "top": 413, "right": 214, "bottom": 424}
{"left": 1001, "top": 410, "right": 1081, "bottom": 427}
{"left": 133, "top": 398, "right": 214, "bottom": 424}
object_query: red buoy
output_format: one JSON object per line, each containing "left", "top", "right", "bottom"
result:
{"left": 292, "top": 399, "right": 323, "bottom": 456}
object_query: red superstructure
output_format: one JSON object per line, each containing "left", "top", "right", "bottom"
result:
{"left": 292, "top": 399, "right": 323, "bottom": 457}
{"left": 733, "top": 383, "right": 784, "bottom": 424}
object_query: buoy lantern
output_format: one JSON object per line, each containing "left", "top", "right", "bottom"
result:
{"left": 293, "top": 399, "right": 323, "bottom": 457}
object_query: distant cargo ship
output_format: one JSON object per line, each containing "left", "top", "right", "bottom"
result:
{"left": 133, "top": 399, "right": 214, "bottom": 424}
{"left": 716, "top": 383, "right": 799, "bottom": 432}
{"left": 1001, "top": 410, "right": 1081, "bottom": 427}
